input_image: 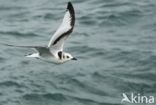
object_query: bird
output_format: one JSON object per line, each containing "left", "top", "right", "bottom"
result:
{"left": 3, "top": 2, "right": 77, "bottom": 64}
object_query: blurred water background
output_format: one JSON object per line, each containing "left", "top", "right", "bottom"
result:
{"left": 0, "top": 0, "right": 156, "bottom": 105}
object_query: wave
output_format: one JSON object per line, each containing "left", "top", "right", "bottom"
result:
{"left": 0, "top": 80, "right": 23, "bottom": 88}
{"left": 0, "top": 31, "right": 39, "bottom": 37}
{"left": 22, "top": 92, "right": 121, "bottom": 105}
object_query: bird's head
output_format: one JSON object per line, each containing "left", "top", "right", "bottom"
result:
{"left": 63, "top": 52, "right": 77, "bottom": 61}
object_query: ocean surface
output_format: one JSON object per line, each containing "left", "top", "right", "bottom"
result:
{"left": 0, "top": 0, "right": 156, "bottom": 105}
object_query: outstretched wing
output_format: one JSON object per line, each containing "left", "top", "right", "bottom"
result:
{"left": 1, "top": 43, "right": 49, "bottom": 54}
{"left": 48, "top": 2, "right": 75, "bottom": 51}
{"left": 1, "top": 43, "right": 44, "bottom": 49}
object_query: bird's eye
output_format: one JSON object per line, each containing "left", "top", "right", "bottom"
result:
{"left": 67, "top": 56, "right": 69, "bottom": 58}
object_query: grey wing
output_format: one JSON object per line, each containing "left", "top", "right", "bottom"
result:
{"left": 35, "top": 47, "right": 53, "bottom": 57}
{"left": 48, "top": 2, "right": 75, "bottom": 51}
{"left": 2, "top": 43, "right": 52, "bottom": 56}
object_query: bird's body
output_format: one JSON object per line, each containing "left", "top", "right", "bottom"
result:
{"left": 3, "top": 2, "right": 77, "bottom": 64}
{"left": 26, "top": 48, "right": 75, "bottom": 63}
{"left": 26, "top": 52, "right": 60, "bottom": 63}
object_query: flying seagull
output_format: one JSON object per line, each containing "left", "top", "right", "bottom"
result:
{"left": 4, "top": 2, "right": 77, "bottom": 63}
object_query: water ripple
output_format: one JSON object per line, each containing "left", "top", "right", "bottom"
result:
{"left": 0, "top": 0, "right": 156, "bottom": 105}
{"left": 0, "top": 31, "right": 39, "bottom": 37}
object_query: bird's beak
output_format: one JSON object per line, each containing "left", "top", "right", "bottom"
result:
{"left": 72, "top": 57, "right": 77, "bottom": 60}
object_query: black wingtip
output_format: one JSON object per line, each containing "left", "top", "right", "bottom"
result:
{"left": 67, "top": 2, "right": 75, "bottom": 26}
{"left": 67, "top": 2, "right": 72, "bottom": 9}
{"left": 67, "top": 2, "right": 74, "bottom": 12}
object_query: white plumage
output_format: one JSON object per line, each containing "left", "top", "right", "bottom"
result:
{"left": 4, "top": 2, "right": 77, "bottom": 64}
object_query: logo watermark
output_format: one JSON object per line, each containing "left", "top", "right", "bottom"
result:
{"left": 121, "top": 93, "right": 155, "bottom": 104}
